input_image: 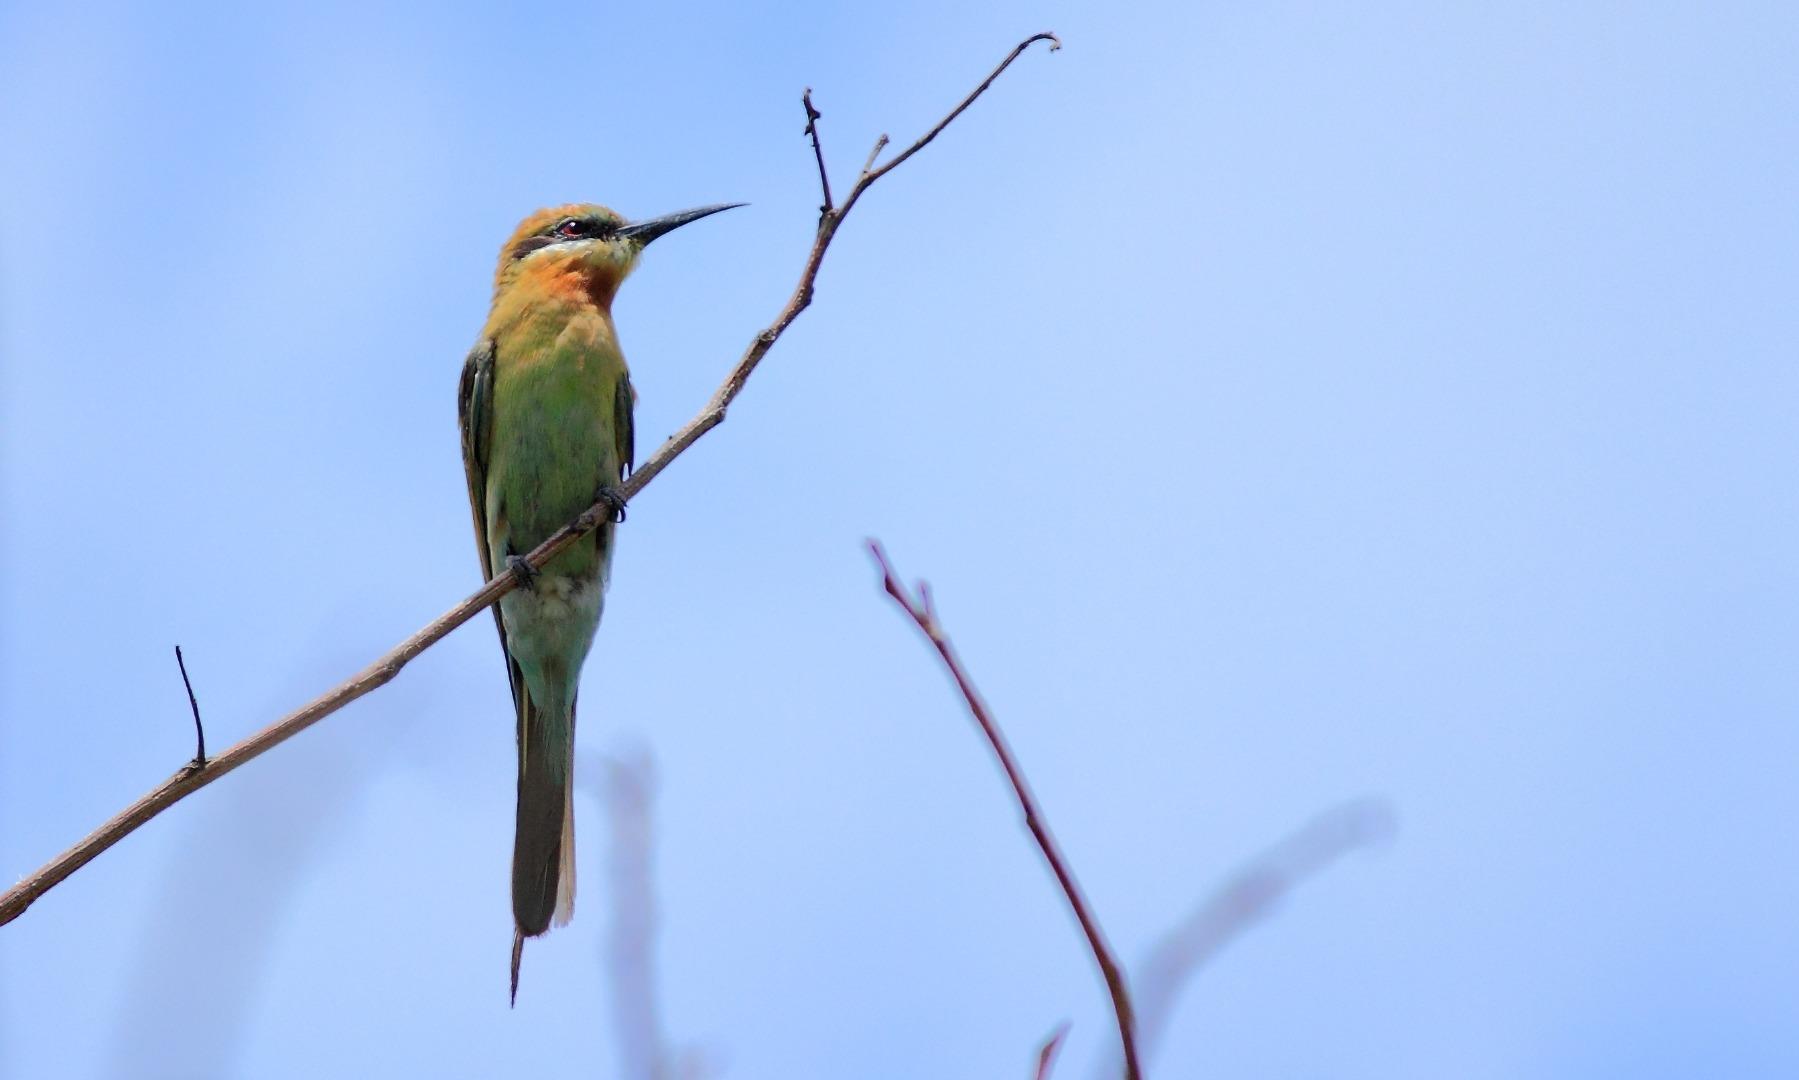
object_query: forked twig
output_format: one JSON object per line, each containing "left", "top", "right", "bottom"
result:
{"left": 0, "top": 31, "right": 1061, "bottom": 928}
{"left": 868, "top": 541, "right": 1140, "bottom": 1080}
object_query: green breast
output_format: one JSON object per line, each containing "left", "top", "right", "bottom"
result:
{"left": 487, "top": 312, "right": 629, "bottom": 575}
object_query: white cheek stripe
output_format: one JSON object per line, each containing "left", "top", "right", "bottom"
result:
{"left": 521, "top": 238, "right": 595, "bottom": 263}
{"left": 520, "top": 237, "right": 634, "bottom": 271}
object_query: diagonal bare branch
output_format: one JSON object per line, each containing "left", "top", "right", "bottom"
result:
{"left": 867, "top": 540, "right": 1141, "bottom": 1080}
{"left": 0, "top": 31, "right": 1061, "bottom": 929}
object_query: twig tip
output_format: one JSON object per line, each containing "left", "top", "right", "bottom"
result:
{"left": 802, "top": 88, "right": 835, "bottom": 213}
{"left": 173, "top": 644, "right": 206, "bottom": 767}
{"left": 1033, "top": 1021, "right": 1072, "bottom": 1080}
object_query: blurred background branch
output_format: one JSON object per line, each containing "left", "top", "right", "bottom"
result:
{"left": 1089, "top": 799, "right": 1396, "bottom": 1079}
{"left": 580, "top": 748, "right": 715, "bottom": 1080}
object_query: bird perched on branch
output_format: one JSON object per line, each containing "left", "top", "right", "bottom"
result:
{"left": 459, "top": 200, "right": 739, "bottom": 1004}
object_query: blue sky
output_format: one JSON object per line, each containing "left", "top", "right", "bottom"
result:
{"left": 2, "top": 2, "right": 1796, "bottom": 1077}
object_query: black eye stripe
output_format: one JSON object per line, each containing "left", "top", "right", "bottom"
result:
{"left": 508, "top": 217, "right": 618, "bottom": 261}
{"left": 509, "top": 234, "right": 560, "bottom": 261}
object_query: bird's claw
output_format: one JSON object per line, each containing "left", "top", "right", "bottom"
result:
{"left": 595, "top": 485, "right": 628, "bottom": 524}
{"left": 505, "top": 555, "right": 539, "bottom": 589}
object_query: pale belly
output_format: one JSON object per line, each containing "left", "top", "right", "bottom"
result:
{"left": 499, "top": 571, "right": 605, "bottom": 707}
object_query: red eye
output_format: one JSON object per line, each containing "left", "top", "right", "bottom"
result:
{"left": 556, "top": 218, "right": 587, "bottom": 239}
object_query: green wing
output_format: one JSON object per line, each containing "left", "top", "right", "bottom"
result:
{"left": 615, "top": 371, "right": 635, "bottom": 479}
{"left": 458, "top": 339, "right": 497, "bottom": 579}
{"left": 458, "top": 339, "right": 526, "bottom": 716}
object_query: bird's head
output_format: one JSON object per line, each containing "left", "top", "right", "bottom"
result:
{"left": 492, "top": 201, "right": 741, "bottom": 307}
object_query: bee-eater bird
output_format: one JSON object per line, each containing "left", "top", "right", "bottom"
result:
{"left": 459, "top": 200, "right": 739, "bottom": 1003}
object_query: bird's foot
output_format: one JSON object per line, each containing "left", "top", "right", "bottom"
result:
{"left": 505, "top": 555, "right": 539, "bottom": 589}
{"left": 594, "top": 485, "right": 628, "bottom": 524}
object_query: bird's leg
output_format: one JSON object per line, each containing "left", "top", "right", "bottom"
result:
{"left": 593, "top": 484, "right": 628, "bottom": 524}
{"left": 505, "top": 554, "right": 539, "bottom": 589}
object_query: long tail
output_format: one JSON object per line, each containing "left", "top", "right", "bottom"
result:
{"left": 510, "top": 688, "right": 576, "bottom": 1004}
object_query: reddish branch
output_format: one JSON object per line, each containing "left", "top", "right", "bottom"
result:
{"left": 1034, "top": 1023, "right": 1072, "bottom": 1080}
{"left": 0, "top": 31, "right": 1061, "bottom": 929}
{"left": 868, "top": 542, "right": 1141, "bottom": 1080}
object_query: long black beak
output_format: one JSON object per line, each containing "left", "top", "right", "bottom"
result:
{"left": 617, "top": 203, "right": 744, "bottom": 246}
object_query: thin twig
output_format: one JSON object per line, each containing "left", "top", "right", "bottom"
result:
{"left": 867, "top": 541, "right": 1140, "bottom": 1080}
{"left": 0, "top": 30, "right": 1058, "bottom": 931}
{"left": 861, "top": 33, "right": 1060, "bottom": 189}
{"left": 802, "top": 87, "right": 833, "bottom": 215}
{"left": 858, "top": 135, "right": 889, "bottom": 179}
{"left": 1034, "top": 1022, "right": 1072, "bottom": 1080}
{"left": 173, "top": 645, "right": 205, "bottom": 768}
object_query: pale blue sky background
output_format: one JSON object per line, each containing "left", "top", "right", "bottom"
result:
{"left": 3, "top": 2, "right": 1796, "bottom": 1077}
